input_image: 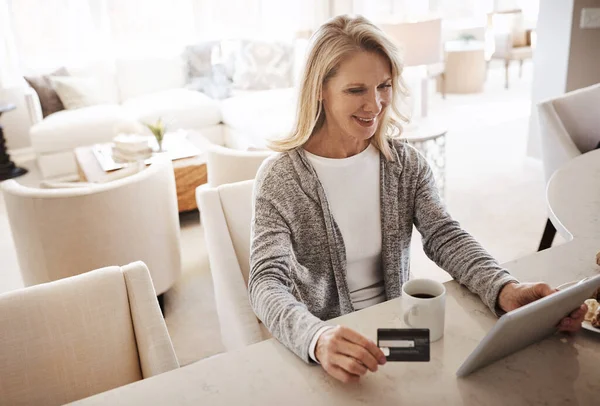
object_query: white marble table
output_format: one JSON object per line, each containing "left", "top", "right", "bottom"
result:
{"left": 71, "top": 237, "right": 600, "bottom": 406}
{"left": 547, "top": 149, "right": 600, "bottom": 241}
{"left": 69, "top": 151, "right": 600, "bottom": 405}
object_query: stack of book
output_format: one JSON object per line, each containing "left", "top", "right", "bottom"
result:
{"left": 112, "top": 134, "right": 153, "bottom": 162}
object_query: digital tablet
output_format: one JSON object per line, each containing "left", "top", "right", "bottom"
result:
{"left": 456, "top": 274, "right": 600, "bottom": 377}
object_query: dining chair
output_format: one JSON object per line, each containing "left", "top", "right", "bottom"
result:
{"left": 206, "top": 144, "right": 272, "bottom": 187}
{"left": 487, "top": 9, "right": 533, "bottom": 89}
{"left": 0, "top": 261, "right": 179, "bottom": 405}
{"left": 196, "top": 180, "right": 271, "bottom": 352}
{"left": 537, "top": 83, "right": 600, "bottom": 250}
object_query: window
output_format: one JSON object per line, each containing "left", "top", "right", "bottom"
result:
{"left": 8, "top": 0, "right": 102, "bottom": 71}
{"left": 5, "top": 0, "right": 329, "bottom": 73}
{"left": 106, "top": 0, "right": 196, "bottom": 55}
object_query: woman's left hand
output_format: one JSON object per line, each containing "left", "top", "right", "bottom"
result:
{"left": 498, "top": 282, "right": 588, "bottom": 333}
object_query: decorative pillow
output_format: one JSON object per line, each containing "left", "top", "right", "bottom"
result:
{"left": 233, "top": 41, "right": 294, "bottom": 91}
{"left": 183, "top": 41, "right": 233, "bottom": 99}
{"left": 24, "top": 67, "right": 69, "bottom": 118}
{"left": 49, "top": 76, "right": 111, "bottom": 110}
{"left": 184, "top": 41, "right": 218, "bottom": 80}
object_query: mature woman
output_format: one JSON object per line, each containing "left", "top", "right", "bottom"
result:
{"left": 249, "top": 15, "right": 586, "bottom": 384}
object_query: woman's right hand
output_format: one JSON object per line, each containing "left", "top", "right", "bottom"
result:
{"left": 315, "top": 326, "right": 387, "bottom": 383}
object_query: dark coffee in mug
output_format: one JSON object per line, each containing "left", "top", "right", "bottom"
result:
{"left": 412, "top": 293, "right": 436, "bottom": 299}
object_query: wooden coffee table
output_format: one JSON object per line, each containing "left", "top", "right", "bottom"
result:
{"left": 74, "top": 146, "right": 208, "bottom": 213}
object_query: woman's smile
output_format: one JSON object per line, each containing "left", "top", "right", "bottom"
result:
{"left": 352, "top": 115, "right": 377, "bottom": 128}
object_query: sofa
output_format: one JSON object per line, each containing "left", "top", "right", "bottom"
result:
{"left": 25, "top": 56, "right": 223, "bottom": 179}
{"left": 220, "top": 87, "right": 297, "bottom": 150}
{"left": 25, "top": 40, "right": 308, "bottom": 180}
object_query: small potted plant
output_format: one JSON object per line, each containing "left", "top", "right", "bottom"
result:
{"left": 143, "top": 118, "right": 167, "bottom": 152}
{"left": 458, "top": 33, "right": 476, "bottom": 43}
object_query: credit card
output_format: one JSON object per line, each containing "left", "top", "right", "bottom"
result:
{"left": 377, "top": 328, "right": 430, "bottom": 362}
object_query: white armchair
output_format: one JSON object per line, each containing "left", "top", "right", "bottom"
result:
{"left": 536, "top": 83, "right": 600, "bottom": 250}
{"left": 206, "top": 145, "right": 272, "bottom": 187}
{"left": 0, "top": 261, "right": 179, "bottom": 406}
{"left": 196, "top": 180, "right": 270, "bottom": 351}
{"left": 1, "top": 157, "right": 181, "bottom": 298}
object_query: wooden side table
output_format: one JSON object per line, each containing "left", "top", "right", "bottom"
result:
{"left": 0, "top": 103, "right": 28, "bottom": 180}
{"left": 439, "top": 40, "right": 486, "bottom": 94}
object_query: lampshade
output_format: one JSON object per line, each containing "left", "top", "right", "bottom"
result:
{"left": 380, "top": 19, "right": 443, "bottom": 67}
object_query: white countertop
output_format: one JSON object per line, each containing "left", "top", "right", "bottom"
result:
{"left": 547, "top": 149, "right": 600, "bottom": 240}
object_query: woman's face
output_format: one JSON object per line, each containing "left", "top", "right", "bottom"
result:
{"left": 321, "top": 50, "right": 392, "bottom": 143}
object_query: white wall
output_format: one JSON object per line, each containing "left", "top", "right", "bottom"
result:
{"left": 526, "top": 0, "right": 574, "bottom": 158}
{"left": 527, "top": 0, "right": 600, "bottom": 159}
{"left": 565, "top": 0, "right": 600, "bottom": 92}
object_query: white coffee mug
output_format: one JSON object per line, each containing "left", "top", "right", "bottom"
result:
{"left": 402, "top": 278, "right": 446, "bottom": 342}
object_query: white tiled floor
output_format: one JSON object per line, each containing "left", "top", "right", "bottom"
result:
{"left": 0, "top": 60, "right": 563, "bottom": 365}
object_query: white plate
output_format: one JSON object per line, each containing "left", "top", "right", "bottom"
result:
{"left": 557, "top": 280, "right": 600, "bottom": 334}
{"left": 582, "top": 320, "right": 600, "bottom": 333}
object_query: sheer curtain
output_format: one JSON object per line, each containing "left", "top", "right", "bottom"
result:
{"left": 352, "top": 0, "right": 433, "bottom": 22}
{"left": 191, "top": 0, "right": 329, "bottom": 41}
{"left": 351, "top": 0, "right": 538, "bottom": 23}
{"left": 5, "top": 0, "right": 539, "bottom": 74}
{"left": 8, "top": 0, "right": 108, "bottom": 72}
{"left": 105, "top": 0, "right": 196, "bottom": 56}
{"left": 0, "top": 0, "right": 20, "bottom": 87}
{"left": 6, "top": 0, "right": 331, "bottom": 74}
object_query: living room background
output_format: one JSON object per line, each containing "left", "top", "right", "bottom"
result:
{"left": 0, "top": 0, "right": 539, "bottom": 152}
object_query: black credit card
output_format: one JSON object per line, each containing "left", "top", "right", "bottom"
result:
{"left": 377, "top": 328, "right": 430, "bottom": 362}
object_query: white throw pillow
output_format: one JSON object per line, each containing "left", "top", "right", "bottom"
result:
{"left": 49, "top": 76, "right": 110, "bottom": 110}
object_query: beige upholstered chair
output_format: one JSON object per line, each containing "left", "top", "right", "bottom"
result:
{"left": 206, "top": 145, "right": 272, "bottom": 187}
{"left": 196, "top": 180, "right": 270, "bottom": 351}
{"left": 0, "top": 261, "right": 179, "bottom": 406}
{"left": 0, "top": 157, "right": 181, "bottom": 298}
{"left": 488, "top": 9, "right": 534, "bottom": 89}
{"left": 537, "top": 83, "right": 600, "bottom": 250}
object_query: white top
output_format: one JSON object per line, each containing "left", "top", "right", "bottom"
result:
{"left": 304, "top": 144, "right": 385, "bottom": 362}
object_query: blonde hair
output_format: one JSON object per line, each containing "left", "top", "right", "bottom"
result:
{"left": 268, "top": 14, "right": 409, "bottom": 160}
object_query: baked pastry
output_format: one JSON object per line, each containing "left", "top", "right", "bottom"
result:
{"left": 584, "top": 299, "right": 599, "bottom": 322}
{"left": 592, "top": 313, "right": 600, "bottom": 329}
